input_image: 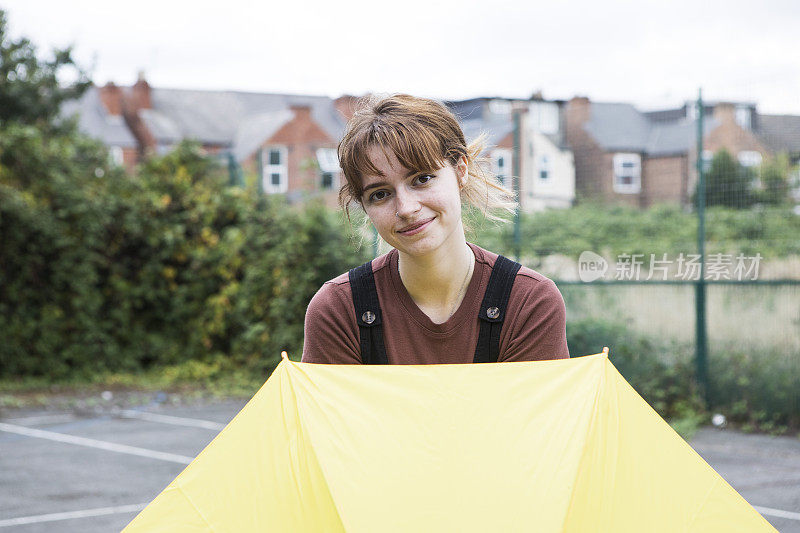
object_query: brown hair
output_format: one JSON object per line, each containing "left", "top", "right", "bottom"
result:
{"left": 337, "top": 94, "right": 516, "bottom": 222}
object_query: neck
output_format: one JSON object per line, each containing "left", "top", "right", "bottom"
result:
{"left": 397, "top": 232, "right": 474, "bottom": 314}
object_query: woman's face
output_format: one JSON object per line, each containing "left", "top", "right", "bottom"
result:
{"left": 360, "top": 145, "right": 467, "bottom": 259}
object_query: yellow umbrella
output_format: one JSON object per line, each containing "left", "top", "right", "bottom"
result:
{"left": 124, "top": 351, "right": 775, "bottom": 532}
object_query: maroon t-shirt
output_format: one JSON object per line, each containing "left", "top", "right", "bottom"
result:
{"left": 302, "top": 243, "right": 569, "bottom": 364}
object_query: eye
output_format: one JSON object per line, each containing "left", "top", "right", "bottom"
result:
{"left": 367, "top": 189, "right": 390, "bottom": 203}
{"left": 414, "top": 174, "right": 435, "bottom": 185}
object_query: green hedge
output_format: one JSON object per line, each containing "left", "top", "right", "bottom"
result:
{"left": 0, "top": 132, "right": 367, "bottom": 378}
{"left": 470, "top": 202, "right": 800, "bottom": 261}
{"left": 568, "top": 318, "right": 799, "bottom": 432}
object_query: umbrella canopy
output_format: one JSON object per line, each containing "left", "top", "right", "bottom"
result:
{"left": 124, "top": 352, "right": 775, "bottom": 532}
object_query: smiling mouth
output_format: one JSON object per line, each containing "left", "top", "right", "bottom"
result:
{"left": 397, "top": 217, "right": 435, "bottom": 235}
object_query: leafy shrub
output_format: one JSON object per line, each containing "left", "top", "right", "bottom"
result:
{"left": 469, "top": 202, "right": 800, "bottom": 261}
{"left": 567, "top": 318, "right": 703, "bottom": 422}
{"left": 0, "top": 135, "right": 367, "bottom": 378}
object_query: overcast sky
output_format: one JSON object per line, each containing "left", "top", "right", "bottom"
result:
{"left": 4, "top": 0, "right": 800, "bottom": 114}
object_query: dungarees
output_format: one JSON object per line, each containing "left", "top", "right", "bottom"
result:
{"left": 348, "top": 255, "right": 522, "bottom": 364}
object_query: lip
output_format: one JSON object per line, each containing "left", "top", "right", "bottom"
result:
{"left": 396, "top": 217, "right": 435, "bottom": 236}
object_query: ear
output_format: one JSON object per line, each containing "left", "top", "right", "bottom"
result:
{"left": 456, "top": 156, "right": 468, "bottom": 188}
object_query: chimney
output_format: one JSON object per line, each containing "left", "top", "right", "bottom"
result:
{"left": 98, "top": 82, "right": 124, "bottom": 116}
{"left": 119, "top": 72, "right": 156, "bottom": 155}
{"left": 131, "top": 71, "right": 152, "bottom": 111}
{"left": 290, "top": 104, "right": 312, "bottom": 120}
{"left": 712, "top": 102, "right": 736, "bottom": 124}
{"left": 334, "top": 95, "right": 359, "bottom": 121}
{"left": 566, "top": 96, "right": 591, "bottom": 124}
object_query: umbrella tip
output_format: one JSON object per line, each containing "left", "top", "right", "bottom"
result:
{"left": 281, "top": 351, "right": 288, "bottom": 361}
{"left": 602, "top": 346, "right": 610, "bottom": 356}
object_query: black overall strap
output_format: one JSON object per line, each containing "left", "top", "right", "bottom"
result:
{"left": 348, "top": 261, "right": 388, "bottom": 365}
{"left": 473, "top": 255, "right": 522, "bottom": 363}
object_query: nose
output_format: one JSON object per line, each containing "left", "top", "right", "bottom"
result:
{"left": 394, "top": 187, "right": 421, "bottom": 219}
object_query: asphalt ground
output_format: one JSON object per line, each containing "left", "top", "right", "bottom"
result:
{"left": 1, "top": 396, "right": 799, "bottom": 532}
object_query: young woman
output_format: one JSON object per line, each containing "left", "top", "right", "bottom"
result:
{"left": 301, "top": 94, "right": 569, "bottom": 364}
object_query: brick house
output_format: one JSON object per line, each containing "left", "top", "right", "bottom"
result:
{"left": 447, "top": 96, "right": 575, "bottom": 212}
{"left": 756, "top": 113, "right": 800, "bottom": 202}
{"left": 564, "top": 97, "right": 775, "bottom": 207}
{"left": 72, "top": 75, "right": 346, "bottom": 204}
{"left": 60, "top": 84, "right": 139, "bottom": 172}
{"left": 125, "top": 77, "right": 346, "bottom": 204}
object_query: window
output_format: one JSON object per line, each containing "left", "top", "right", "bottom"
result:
{"left": 262, "top": 146, "right": 288, "bottom": 193}
{"left": 538, "top": 154, "right": 550, "bottom": 181}
{"left": 109, "top": 146, "right": 124, "bottom": 167}
{"left": 735, "top": 106, "right": 752, "bottom": 130}
{"left": 701, "top": 150, "right": 713, "bottom": 173}
{"left": 316, "top": 148, "right": 340, "bottom": 191}
{"left": 491, "top": 149, "right": 513, "bottom": 188}
{"left": 528, "top": 102, "right": 559, "bottom": 135}
{"left": 488, "top": 99, "right": 512, "bottom": 115}
{"left": 737, "top": 151, "right": 762, "bottom": 168}
{"left": 613, "top": 153, "right": 641, "bottom": 194}
{"left": 686, "top": 102, "right": 697, "bottom": 120}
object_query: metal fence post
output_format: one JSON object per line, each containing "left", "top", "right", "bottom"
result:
{"left": 256, "top": 148, "right": 264, "bottom": 195}
{"left": 695, "top": 89, "right": 710, "bottom": 407}
{"left": 513, "top": 109, "right": 522, "bottom": 262}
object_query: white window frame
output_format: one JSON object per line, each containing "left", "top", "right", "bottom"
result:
{"left": 316, "top": 148, "right": 340, "bottom": 191}
{"left": 735, "top": 106, "right": 752, "bottom": 130}
{"left": 701, "top": 150, "right": 713, "bottom": 173}
{"left": 262, "top": 146, "right": 288, "bottom": 194}
{"left": 488, "top": 99, "right": 512, "bottom": 115}
{"left": 686, "top": 101, "right": 697, "bottom": 120}
{"left": 737, "top": 151, "right": 762, "bottom": 168}
{"left": 537, "top": 154, "right": 551, "bottom": 181}
{"left": 613, "top": 153, "right": 641, "bottom": 194}
{"left": 529, "top": 102, "right": 559, "bottom": 135}
{"left": 491, "top": 148, "right": 513, "bottom": 188}
{"left": 109, "top": 146, "right": 124, "bottom": 167}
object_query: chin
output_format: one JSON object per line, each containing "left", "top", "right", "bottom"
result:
{"left": 392, "top": 235, "right": 445, "bottom": 258}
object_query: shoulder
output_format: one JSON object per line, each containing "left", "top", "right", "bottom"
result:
{"left": 470, "top": 243, "right": 558, "bottom": 291}
{"left": 470, "top": 242, "right": 565, "bottom": 316}
{"left": 469, "top": 244, "right": 568, "bottom": 360}
{"left": 302, "top": 251, "right": 396, "bottom": 364}
{"left": 307, "top": 275, "right": 351, "bottom": 314}
{"left": 306, "top": 248, "right": 395, "bottom": 318}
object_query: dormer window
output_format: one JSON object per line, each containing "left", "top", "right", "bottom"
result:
{"left": 316, "top": 148, "right": 340, "bottom": 190}
{"left": 488, "top": 100, "right": 512, "bottom": 115}
{"left": 735, "top": 106, "right": 752, "bottom": 130}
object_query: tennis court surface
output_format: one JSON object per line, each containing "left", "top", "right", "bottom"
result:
{"left": 1, "top": 397, "right": 799, "bottom": 532}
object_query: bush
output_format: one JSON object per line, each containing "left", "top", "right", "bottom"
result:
{"left": 567, "top": 318, "right": 703, "bottom": 423}
{"left": 567, "top": 318, "right": 799, "bottom": 434}
{"left": 0, "top": 137, "right": 368, "bottom": 378}
{"left": 469, "top": 202, "right": 800, "bottom": 261}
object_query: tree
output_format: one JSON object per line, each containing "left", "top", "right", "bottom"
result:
{"left": 0, "top": 9, "right": 91, "bottom": 131}
{"left": 701, "top": 149, "right": 755, "bottom": 209}
{"left": 758, "top": 153, "right": 790, "bottom": 206}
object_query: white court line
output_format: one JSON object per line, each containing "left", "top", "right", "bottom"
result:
{"left": 0, "top": 423, "right": 192, "bottom": 464}
{"left": 754, "top": 505, "right": 800, "bottom": 521}
{"left": 0, "top": 503, "right": 146, "bottom": 527}
{"left": 119, "top": 409, "right": 225, "bottom": 430}
{"left": 3, "top": 414, "right": 76, "bottom": 426}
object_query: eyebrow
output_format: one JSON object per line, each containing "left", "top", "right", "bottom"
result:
{"left": 362, "top": 169, "right": 421, "bottom": 193}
